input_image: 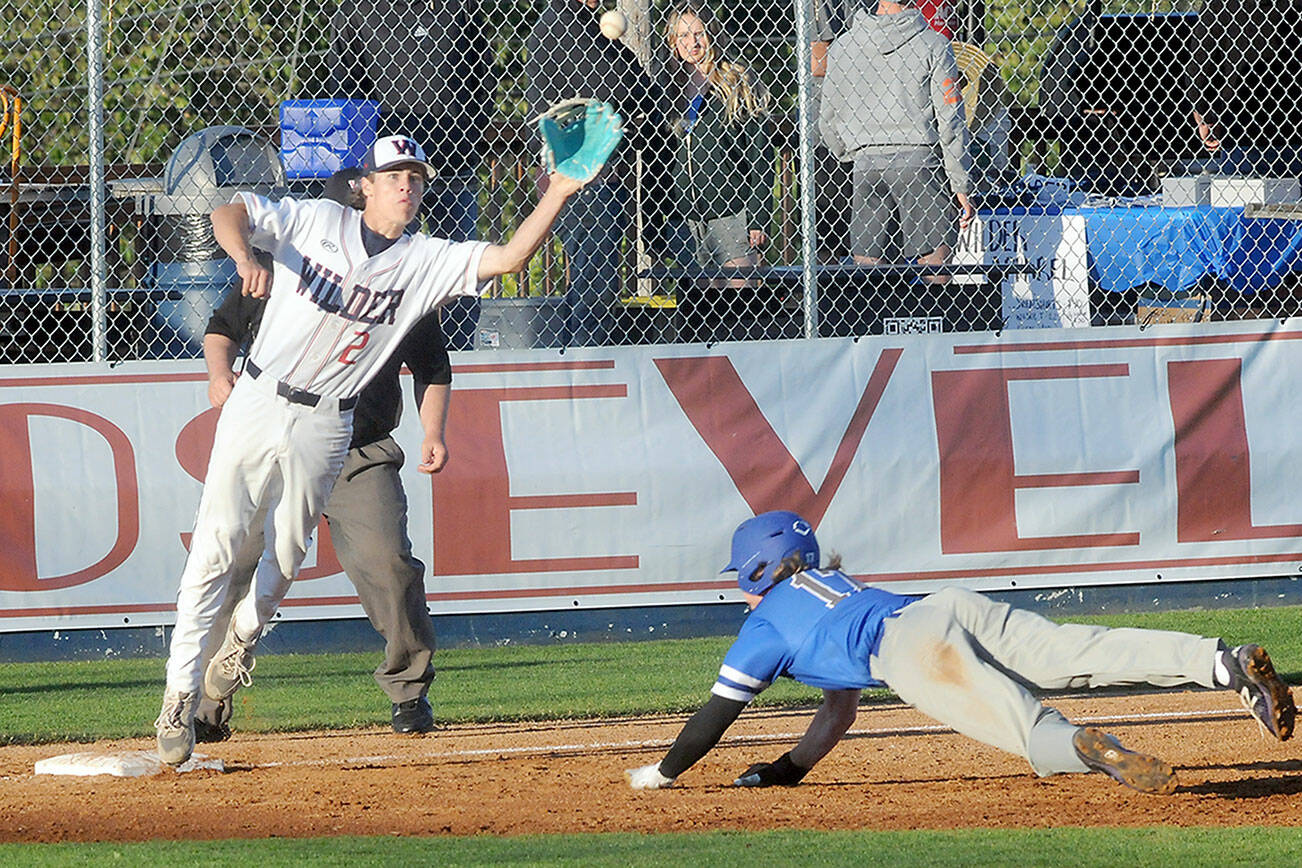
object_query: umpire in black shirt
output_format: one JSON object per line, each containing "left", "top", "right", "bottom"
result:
{"left": 194, "top": 169, "right": 448, "bottom": 739}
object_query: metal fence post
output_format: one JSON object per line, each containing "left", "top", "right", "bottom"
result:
{"left": 794, "top": 0, "right": 819, "bottom": 338}
{"left": 86, "top": 0, "right": 108, "bottom": 362}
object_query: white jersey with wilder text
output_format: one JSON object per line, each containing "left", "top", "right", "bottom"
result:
{"left": 237, "top": 191, "right": 487, "bottom": 399}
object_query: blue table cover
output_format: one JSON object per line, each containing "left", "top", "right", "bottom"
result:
{"left": 1077, "top": 205, "right": 1302, "bottom": 295}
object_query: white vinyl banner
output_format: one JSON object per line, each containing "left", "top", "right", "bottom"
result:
{"left": 2, "top": 321, "right": 1301, "bottom": 632}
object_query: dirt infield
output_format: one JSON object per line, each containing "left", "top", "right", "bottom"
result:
{"left": 2, "top": 688, "right": 1301, "bottom": 843}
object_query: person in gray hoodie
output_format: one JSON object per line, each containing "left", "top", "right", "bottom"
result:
{"left": 820, "top": 0, "right": 972, "bottom": 275}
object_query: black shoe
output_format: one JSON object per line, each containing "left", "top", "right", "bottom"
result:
{"left": 392, "top": 697, "right": 434, "bottom": 734}
{"left": 1220, "top": 644, "right": 1297, "bottom": 741}
{"left": 194, "top": 696, "right": 233, "bottom": 743}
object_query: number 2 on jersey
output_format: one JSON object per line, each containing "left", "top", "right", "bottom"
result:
{"left": 338, "top": 331, "right": 370, "bottom": 365}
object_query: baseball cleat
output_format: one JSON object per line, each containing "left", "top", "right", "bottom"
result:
{"left": 194, "top": 696, "right": 233, "bottom": 743}
{"left": 155, "top": 690, "right": 198, "bottom": 766}
{"left": 1073, "top": 727, "right": 1177, "bottom": 795}
{"left": 391, "top": 697, "right": 435, "bottom": 734}
{"left": 204, "top": 627, "right": 258, "bottom": 702}
{"left": 1221, "top": 644, "right": 1296, "bottom": 741}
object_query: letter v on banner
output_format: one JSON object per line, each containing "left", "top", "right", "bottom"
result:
{"left": 654, "top": 349, "right": 902, "bottom": 526}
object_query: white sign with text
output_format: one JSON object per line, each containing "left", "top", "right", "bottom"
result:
{"left": 955, "top": 208, "right": 1091, "bottom": 328}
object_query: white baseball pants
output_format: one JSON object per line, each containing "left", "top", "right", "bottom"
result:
{"left": 164, "top": 372, "right": 353, "bottom": 695}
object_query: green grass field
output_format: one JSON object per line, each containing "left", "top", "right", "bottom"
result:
{"left": 2, "top": 604, "right": 1300, "bottom": 863}
{"left": 3, "top": 827, "right": 1302, "bottom": 866}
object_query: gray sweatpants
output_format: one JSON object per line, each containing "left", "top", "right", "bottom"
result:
{"left": 197, "top": 435, "right": 436, "bottom": 717}
{"left": 870, "top": 587, "right": 1220, "bottom": 776}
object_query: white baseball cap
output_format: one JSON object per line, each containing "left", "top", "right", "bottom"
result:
{"left": 362, "top": 135, "right": 435, "bottom": 180}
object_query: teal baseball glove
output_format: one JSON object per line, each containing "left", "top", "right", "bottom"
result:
{"left": 537, "top": 98, "right": 625, "bottom": 184}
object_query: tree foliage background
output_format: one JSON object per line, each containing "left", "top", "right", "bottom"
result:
{"left": 2, "top": 0, "right": 1202, "bottom": 171}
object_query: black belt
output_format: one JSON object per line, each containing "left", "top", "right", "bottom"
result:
{"left": 245, "top": 361, "right": 358, "bottom": 411}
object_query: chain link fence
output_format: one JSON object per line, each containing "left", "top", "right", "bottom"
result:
{"left": 2, "top": 0, "right": 1299, "bottom": 361}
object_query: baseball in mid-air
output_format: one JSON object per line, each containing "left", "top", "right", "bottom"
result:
{"left": 599, "top": 9, "right": 627, "bottom": 40}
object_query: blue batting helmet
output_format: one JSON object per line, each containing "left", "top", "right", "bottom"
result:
{"left": 721, "top": 510, "right": 819, "bottom": 595}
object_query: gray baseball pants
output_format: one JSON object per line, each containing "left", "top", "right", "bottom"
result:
{"left": 870, "top": 587, "right": 1220, "bottom": 776}
{"left": 197, "top": 435, "right": 436, "bottom": 719}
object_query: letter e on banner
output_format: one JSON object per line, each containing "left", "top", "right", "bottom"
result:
{"left": 932, "top": 365, "right": 1141, "bottom": 553}
{"left": 430, "top": 384, "right": 637, "bottom": 577}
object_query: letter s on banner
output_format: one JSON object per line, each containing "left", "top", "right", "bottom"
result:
{"left": 175, "top": 407, "right": 343, "bottom": 580}
{"left": 0, "top": 403, "right": 139, "bottom": 591}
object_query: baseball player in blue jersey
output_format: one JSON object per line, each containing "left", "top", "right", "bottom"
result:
{"left": 626, "top": 510, "right": 1296, "bottom": 794}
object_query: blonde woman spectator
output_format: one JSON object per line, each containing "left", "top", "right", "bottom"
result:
{"left": 662, "top": 4, "right": 773, "bottom": 272}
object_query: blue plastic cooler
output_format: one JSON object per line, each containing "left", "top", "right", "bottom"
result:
{"left": 279, "top": 99, "right": 380, "bottom": 179}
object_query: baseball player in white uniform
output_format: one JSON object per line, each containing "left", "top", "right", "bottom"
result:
{"left": 155, "top": 133, "right": 599, "bottom": 764}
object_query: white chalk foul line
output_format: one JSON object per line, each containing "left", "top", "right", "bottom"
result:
{"left": 245, "top": 706, "right": 1251, "bottom": 771}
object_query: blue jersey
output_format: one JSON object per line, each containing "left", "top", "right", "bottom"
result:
{"left": 712, "top": 569, "right": 917, "bottom": 702}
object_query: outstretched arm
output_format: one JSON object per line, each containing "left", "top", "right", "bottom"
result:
{"left": 481, "top": 99, "right": 623, "bottom": 278}
{"left": 476, "top": 174, "right": 583, "bottom": 280}
{"left": 734, "top": 688, "right": 860, "bottom": 787}
{"left": 626, "top": 694, "right": 747, "bottom": 789}
{"left": 790, "top": 688, "right": 859, "bottom": 769}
